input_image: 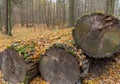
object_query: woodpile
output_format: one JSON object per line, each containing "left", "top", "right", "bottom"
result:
{"left": 0, "top": 13, "right": 120, "bottom": 84}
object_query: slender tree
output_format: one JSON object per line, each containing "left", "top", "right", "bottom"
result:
{"left": 0, "top": 6, "right": 2, "bottom": 31}
{"left": 68, "top": 0, "right": 74, "bottom": 27}
{"left": 106, "top": 0, "right": 116, "bottom": 14}
{"left": 5, "top": 0, "right": 12, "bottom": 36}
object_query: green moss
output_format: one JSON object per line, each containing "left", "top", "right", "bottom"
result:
{"left": 53, "top": 43, "right": 63, "bottom": 48}
{"left": 51, "top": 43, "right": 76, "bottom": 57}
{"left": 56, "top": 36, "right": 62, "bottom": 39}
{"left": 23, "top": 76, "right": 29, "bottom": 84}
{"left": 66, "top": 40, "right": 75, "bottom": 46}
{"left": 64, "top": 48, "right": 76, "bottom": 56}
{"left": 8, "top": 42, "right": 35, "bottom": 59}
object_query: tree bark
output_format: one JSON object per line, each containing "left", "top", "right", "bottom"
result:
{"left": 68, "top": 0, "right": 74, "bottom": 27}
{"left": 5, "top": 0, "right": 8, "bottom": 34}
{"left": 8, "top": 0, "right": 12, "bottom": 35}
{"left": 106, "top": 0, "right": 115, "bottom": 14}
{"left": 0, "top": 47, "right": 39, "bottom": 84}
{"left": 0, "top": 7, "right": 2, "bottom": 31}
{"left": 5, "top": 0, "right": 12, "bottom": 36}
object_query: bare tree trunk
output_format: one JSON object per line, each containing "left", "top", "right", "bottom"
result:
{"left": 5, "top": 0, "right": 8, "bottom": 34}
{"left": 63, "top": 0, "right": 66, "bottom": 28}
{"left": 0, "top": 7, "right": 2, "bottom": 31}
{"left": 114, "top": 0, "right": 120, "bottom": 17}
{"left": 18, "top": 1, "right": 24, "bottom": 26}
{"left": 106, "top": 0, "right": 115, "bottom": 14}
{"left": 8, "top": 0, "right": 12, "bottom": 35}
{"left": 5, "top": 0, "right": 12, "bottom": 36}
{"left": 68, "top": 0, "right": 74, "bottom": 27}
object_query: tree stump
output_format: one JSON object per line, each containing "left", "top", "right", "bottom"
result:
{"left": 73, "top": 13, "right": 120, "bottom": 58}
{"left": 0, "top": 43, "right": 39, "bottom": 84}
{"left": 39, "top": 46, "right": 80, "bottom": 84}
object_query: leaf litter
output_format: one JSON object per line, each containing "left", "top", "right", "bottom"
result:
{"left": 0, "top": 28, "right": 120, "bottom": 84}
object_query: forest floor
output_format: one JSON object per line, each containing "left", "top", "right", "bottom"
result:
{"left": 0, "top": 26, "right": 51, "bottom": 52}
{"left": 0, "top": 26, "right": 120, "bottom": 84}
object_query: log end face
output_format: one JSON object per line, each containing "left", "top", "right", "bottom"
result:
{"left": 1, "top": 48, "right": 26, "bottom": 83}
{"left": 39, "top": 47, "right": 80, "bottom": 84}
{"left": 73, "top": 13, "right": 120, "bottom": 58}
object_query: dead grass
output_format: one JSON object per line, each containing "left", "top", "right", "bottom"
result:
{"left": 0, "top": 26, "right": 57, "bottom": 52}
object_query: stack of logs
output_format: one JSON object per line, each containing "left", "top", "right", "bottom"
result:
{"left": 0, "top": 12, "right": 120, "bottom": 84}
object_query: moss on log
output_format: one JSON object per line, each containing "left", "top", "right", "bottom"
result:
{"left": 0, "top": 42, "right": 39, "bottom": 84}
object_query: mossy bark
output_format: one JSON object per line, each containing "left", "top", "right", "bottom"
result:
{"left": 0, "top": 43, "right": 39, "bottom": 84}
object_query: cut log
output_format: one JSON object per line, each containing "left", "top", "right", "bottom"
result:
{"left": 0, "top": 48, "right": 39, "bottom": 84}
{"left": 73, "top": 13, "right": 120, "bottom": 58}
{"left": 1, "top": 48, "right": 26, "bottom": 83}
{"left": 39, "top": 47, "right": 80, "bottom": 84}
